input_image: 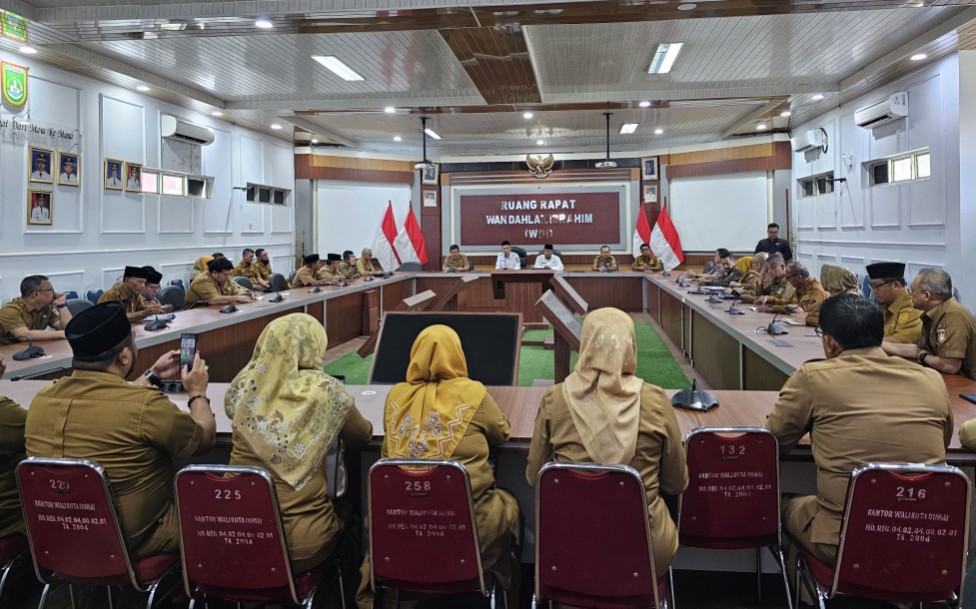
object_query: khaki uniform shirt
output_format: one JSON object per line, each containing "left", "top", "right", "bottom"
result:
{"left": 632, "top": 255, "right": 662, "bottom": 272}
{"left": 317, "top": 265, "right": 340, "bottom": 282}
{"left": 917, "top": 297, "right": 976, "bottom": 381}
{"left": 25, "top": 370, "right": 204, "bottom": 557}
{"left": 883, "top": 289, "right": 923, "bottom": 344}
{"left": 98, "top": 282, "right": 150, "bottom": 321}
{"left": 704, "top": 267, "right": 743, "bottom": 287}
{"left": 0, "top": 397, "right": 26, "bottom": 537}
{"left": 185, "top": 273, "right": 248, "bottom": 306}
{"left": 592, "top": 255, "right": 618, "bottom": 272}
{"left": 232, "top": 260, "right": 261, "bottom": 282}
{"left": 443, "top": 253, "right": 470, "bottom": 272}
{"left": 230, "top": 404, "right": 372, "bottom": 568}
{"left": 0, "top": 298, "right": 62, "bottom": 345}
{"left": 737, "top": 270, "right": 763, "bottom": 302}
{"left": 255, "top": 260, "right": 273, "bottom": 281}
{"left": 357, "top": 258, "right": 383, "bottom": 275}
{"left": 760, "top": 275, "right": 795, "bottom": 306}
{"left": 765, "top": 347, "right": 951, "bottom": 547}
{"left": 769, "top": 276, "right": 827, "bottom": 316}
{"left": 338, "top": 261, "right": 362, "bottom": 280}
{"left": 290, "top": 266, "right": 318, "bottom": 288}
{"left": 526, "top": 383, "right": 688, "bottom": 575}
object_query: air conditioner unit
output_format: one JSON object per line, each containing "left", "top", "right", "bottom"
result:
{"left": 161, "top": 114, "right": 215, "bottom": 146}
{"left": 791, "top": 129, "right": 825, "bottom": 153}
{"left": 854, "top": 92, "right": 908, "bottom": 130}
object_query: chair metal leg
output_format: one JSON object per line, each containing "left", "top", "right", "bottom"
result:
{"left": 774, "top": 546, "right": 793, "bottom": 609}
{"left": 755, "top": 546, "right": 763, "bottom": 602}
{"left": 666, "top": 567, "right": 675, "bottom": 609}
{"left": 106, "top": 585, "right": 115, "bottom": 609}
{"left": 530, "top": 593, "right": 538, "bottom": 609}
{"left": 793, "top": 555, "right": 803, "bottom": 609}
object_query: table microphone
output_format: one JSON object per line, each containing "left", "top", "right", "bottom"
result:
{"left": 766, "top": 313, "right": 789, "bottom": 335}
{"left": 726, "top": 295, "right": 746, "bottom": 315}
{"left": 268, "top": 289, "right": 284, "bottom": 302}
{"left": 13, "top": 339, "right": 45, "bottom": 361}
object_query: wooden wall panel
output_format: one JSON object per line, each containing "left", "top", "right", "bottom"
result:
{"left": 325, "top": 292, "right": 364, "bottom": 346}
{"left": 565, "top": 276, "right": 643, "bottom": 312}
{"left": 295, "top": 154, "right": 414, "bottom": 183}
{"left": 743, "top": 347, "right": 790, "bottom": 391}
{"left": 670, "top": 143, "right": 775, "bottom": 166}
{"left": 381, "top": 279, "right": 414, "bottom": 312}
{"left": 691, "top": 310, "right": 741, "bottom": 389}
{"left": 667, "top": 142, "right": 791, "bottom": 179}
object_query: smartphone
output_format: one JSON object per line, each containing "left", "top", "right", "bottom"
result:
{"left": 961, "top": 394, "right": 976, "bottom": 406}
{"left": 179, "top": 333, "right": 198, "bottom": 371}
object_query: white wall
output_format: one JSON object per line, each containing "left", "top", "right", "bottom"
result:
{"left": 791, "top": 54, "right": 963, "bottom": 301}
{"left": 315, "top": 180, "right": 412, "bottom": 256}
{"left": 0, "top": 51, "right": 295, "bottom": 302}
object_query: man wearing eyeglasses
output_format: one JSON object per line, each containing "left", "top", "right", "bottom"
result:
{"left": 0, "top": 275, "right": 73, "bottom": 345}
{"left": 758, "top": 261, "right": 828, "bottom": 321}
{"left": 754, "top": 255, "right": 796, "bottom": 311}
{"left": 865, "top": 262, "right": 922, "bottom": 344}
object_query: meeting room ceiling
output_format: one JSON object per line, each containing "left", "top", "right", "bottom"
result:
{"left": 9, "top": 0, "right": 976, "bottom": 158}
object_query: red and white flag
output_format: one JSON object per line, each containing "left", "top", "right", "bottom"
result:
{"left": 650, "top": 205, "right": 685, "bottom": 271}
{"left": 372, "top": 201, "right": 401, "bottom": 270}
{"left": 632, "top": 201, "right": 652, "bottom": 257}
{"left": 394, "top": 205, "right": 428, "bottom": 266}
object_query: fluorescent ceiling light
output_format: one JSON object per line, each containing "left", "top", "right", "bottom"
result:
{"left": 654, "top": 128, "right": 664, "bottom": 135}
{"left": 811, "top": 93, "right": 824, "bottom": 101}
{"left": 619, "top": 123, "right": 639, "bottom": 134}
{"left": 536, "top": 139, "right": 544, "bottom": 146}
{"left": 211, "top": 110, "right": 223, "bottom": 117}
{"left": 19, "top": 46, "right": 36, "bottom": 54}
{"left": 384, "top": 106, "right": 396, "bottom": 113}
{"left": 677, "top": 3, "right": 697, "bottom": 9}
{"left": 311, "top": 55, "right": 365, "bottom": 81}
{"left": 270, "top": 123, "right": 282, "bottom": 130}
{"left": 424, "top": 128, "right": 441, "bottom": 140}
{"left": 756, "top": 123, "right": 768, "bottom": 130}
{"left": 647, "top": 42, "right": 684, "bottom": 74}
{"left": 638, "top": 100, "right": 651, "bottom": 108}
{"left": 311, "top": 138, "right": 319, "bottom": 144}
{"left": 136, "top": 85, "right": 150, "bottom": 92}
{"left": 255, "top": 19, "right": 273, "bottom": 29}
{"left": 910, "top": 53, "right": 927, "bottom": 61}
{"left": 394, "top": 135, "right": 402, "bottom": 142}
{"left": 780, "top": 110, "right": 791, "bottom": 117}
{"left": 160, "top": 22, "right": 186, "bottom": 31}
{"left": 523, "top": 111, "right": 534, "bottom": 119}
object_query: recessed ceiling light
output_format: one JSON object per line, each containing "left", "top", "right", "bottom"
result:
{"left": 211, "top": 110, "right": 223, "bottom": 117}
{"left": 654, "top": 127, "right": 664, "bottom": 135}
{"left": 270, "top": 123, "right": 282, "bottom": 130}
{"left": 424, "top": 128, "right": 441, "bottom": 140}
{"left": 19, "top": 46, "right": 36, "bottom": 54}
{"left": 255, "top": 19, "right": 273, "bottom": 29}
{"left": 811, "top": 93, "right": 825, "bottom": 101}
{"left": 619, "top": 123, "right": 639, "bottom": 135}
{"left": 394, "top": 135, "right": 402, "bottom": 142}
{"left": 639, "top": 100, "right": 651, "bottom": 108}
{"left": 780, "top": 110, "right": 792, "bottom": 117}
{"left": 136, "top": 85, "right": 150, "bottom": 92}
{"left": 384, "top": 106, "right": 396, "bottom": 113}
{"left": 311, "top": 55, "right": 365, "bottom": 81}
{"left": 677, "top": 3, "right": 697, "bottom": 10}
{"left": 911, "top": 53, "right": 928, "bottom": 61}
{"left": 647, "top": 42, "right": 684, "bottom": 74}
{"left": 523, "top": 111, "right": 534, "bottom": 119}
{"left": 756, "top": 123, "right": 768, "bottom": 130}
{"left": 311, "top": 138, "right": 319, "bottom": 144}
{"left": 536, "top": 139, "right": 544, "bottom": 146}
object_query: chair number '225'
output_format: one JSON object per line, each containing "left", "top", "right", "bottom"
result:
{"left": 214, "top": 489, "right": 243, "bottom": 500}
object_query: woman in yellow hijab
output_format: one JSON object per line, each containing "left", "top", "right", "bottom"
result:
{"left": 226, "top": 313, "right": 372, "bottom": 572}
{"left": 375, "top": 325, "right": 521, "bottom": 600}
{"left": 526, "top": 307, "right": 688, "bottom": 576}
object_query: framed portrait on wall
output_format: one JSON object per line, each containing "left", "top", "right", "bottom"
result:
{"left": 57, "top": 151, "right": 80, "bottom": 187}
{"left": 643, "top": 184, "right": 658, "bottom": 204}
{"left": 29, "top": 146, "right": 54, "bottom": 184}
{"left": 124, "top": 162, "right": 143, "bottom": 192}
{"left": 423, "top": 190, "right": 437, "bottom": 207}
{"left": 421, "top": 163, "right": 438, "bottom": 185}
{"left": 641, "top": 157, "right": 659, "bottom": 181}
{"left": 27, "top": 189, "right": 53, "bottom": 226}
{"left": 104, "top": 158, "right": 124, "bottom": 190}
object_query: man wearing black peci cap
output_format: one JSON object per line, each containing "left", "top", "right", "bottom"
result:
{"left": 316, "top": 253, "right": 344, "bottom": 285}
{"left": 185, "top": 257, "right": 256, "bottom": 307}
{"left": 291, "top": 253, "right": 329, "bottom": 288}
{"left": 98, "top": 265, "right": 166, "bottom": 321}
{"left": 866, "top": 261, "right": 922, "bottom": 344}
{"left": 533, "top": 244, "right": 564, "bottom": 271}
{"left": 139, "top": 266, "right": 171, "bottom": 311}
{"left": 24, "top": 302, "right": 215, "bottom": 559}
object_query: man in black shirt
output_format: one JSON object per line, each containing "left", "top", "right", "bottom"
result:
{"left": 754, "top": 222, "right": 793, "bottom": 261}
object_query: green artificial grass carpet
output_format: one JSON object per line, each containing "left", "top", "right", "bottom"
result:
{"left": 325, "top": 320, "right": 690, "bottom": 389}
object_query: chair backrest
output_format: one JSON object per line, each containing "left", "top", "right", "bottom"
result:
{"left": 169, "top": 279, "right": 185, "bottom": 291}
{"left": 232, "top": 276, "right": 253, "bottom": 290}
{"left": 367, "top": 459, "right": 485, "bottom": 596}
{"left": 509, "top": 246, "right": 528, "bottom": 268}
{"left": 468, "top": 259, "right": 475, "bottom": 272}
{"left": 679, "top": 427, "right": 781, "bottom": 549}
{"left": 85, "top": 289, "right": 103, "bottom": 304}
{"left": 158, "top": 286, "right": 185, "bottom": 310}
{"left": 830, "top": 463, "right": 970, "bottom": 603}
{"left": 65, "top": 298, "right": 93, "bottom": 317}
{"left": 64, "top": 290, "right": 78, "bottom": 300}
{"left": 175, "top": 465, "right": 300, "bottom": 603}
{"left": 859, "top": 274, "right": 879, "bottom": 303}
{"left": 270, "top": 273, "right": 289, "bottom": 292}
{"left": 397, "top": 262, "right": 422, "bottom": 272}
{"left": 16, "top": 457, "right": 143, "bottom": 589}
{"left": 535, "top": 462, "right": 662, "bottom": 609}
{"left": 537, "top": 250, "right": 562, "bottom": 258}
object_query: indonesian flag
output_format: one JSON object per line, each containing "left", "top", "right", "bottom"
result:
{"left": 650, "top": 206, "right": 685, "bottom": 271}
{"left": 394, "top": 205, "right": 429, "bottom": 266}
{"left": 372, "top": 201, "right": 401, "bottom": 270}
{"left": 632, "top": 201, "right": 652, "bottom": 257}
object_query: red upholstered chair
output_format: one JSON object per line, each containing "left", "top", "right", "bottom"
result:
{"left": 0, "top": 533, "right": 29, "bottom": 601}
{"left": 367, "top": 458, "right": 502, "bottom": 607}
{"left": 174, "top": 464, "right": 345, "bottom": 609}
{"left": 15, "top": 457, "right": 179, "bottom": 609}
{"left": 793, "top": 462, "right": 971, "bottom": 609}
{"left": 678, "top": 427, "right": 791, "bottom": 607}
{"left": 533, "top": 462, "right": 671, "bottom": 609}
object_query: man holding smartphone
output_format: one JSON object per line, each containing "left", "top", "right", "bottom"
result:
{"left": 25, "top": 302, "right": 216, "bottom": 559}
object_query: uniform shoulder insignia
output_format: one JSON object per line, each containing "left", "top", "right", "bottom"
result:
{"left": 897, "top": 310, "right": 913, "bottom": 323}
{"left": 937, "top": 327, "right": 947, "bottom": 344}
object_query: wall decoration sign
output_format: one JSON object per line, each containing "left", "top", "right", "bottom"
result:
{"left": 641, "top": 157, "right": 659, "bottom": 180}
{"left": 104, "top": 158, "right": 124, "bottom": 190}
{"left": 27, "top": 189, "right": 52, "bottom": 226}
{"left": 57, "top": 151, "right": 80, "bottom": 187}
{"left": 2, "top": 61, "right": 28, "bottom": 108}
{"left": 124, "top": 162, "right": 143, "bottom": 192}
{"left": 28, "top": 146, "right": 53, "bottom": 184}
{"left": 1, "top": 12, "right": 28, "bottom": 43}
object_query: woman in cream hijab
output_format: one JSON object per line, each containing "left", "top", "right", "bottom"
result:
{"left": 359, "top": 324, "right": 520, "bottom": 607}
{"left": 190, "top": 255, "right": 214, "bottom": 280}
{"left": 226, "top": 313, "right": 372, "bottom": 572}
{"left": 526, "top": 307, "right": 688, "bottom": 576}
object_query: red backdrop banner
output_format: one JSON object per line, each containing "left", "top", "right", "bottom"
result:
{"left": 458, "top": 191, "right": 621, "bottom": 246}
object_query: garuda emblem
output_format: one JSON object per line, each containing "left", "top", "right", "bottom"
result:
{"left": 526, "top": 153, "right": 555, "bottom": 179}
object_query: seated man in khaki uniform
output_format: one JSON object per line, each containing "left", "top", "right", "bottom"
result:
{"left": 702, "top": 254, "right": 742, "bottom": 287}
{"left": 357, "top": 248, "right": 384, "bottom": 275}
{"left": 0, "top": 275, "right": 73, "bottom": 345}
{"left": 765, "top": 293, "right": 951, "bottom": 585}
{"left": 883, "top": 267, "right": 976, "bottom": 380}
{"left": 25, "top": 302, "right": 216, "bottom": 558}
{"left": 99, "top": 266, "right": 167, "bottom": 321}
{"left": 254, "top": 248, "right": 274, "bottom": 284}
{"left": 754, "top": 254, "right": 795, "bottom": 310}
{"left": 316, "top": 253, "right": 344, "bottom": 285}
{"left": 0, "top": 353, "right": 26, "bottom": 540}
{"left": 730, "top": 252, "right": 767, "bottom": 302}
{"left": 291, "top": 254, "right": 330, "bottom": 288}
{"left": 632, "top": 243, "right": 662, "bottom": 272}
{"left": 591, "top": 245, "right": 618, "bottom": 272}
{"left": 232, "top": 248, "right": 271, "bottom": 291}
{"left": 866, "top": 261, "right": 923, "bottom": 344}
{"left": 760, "top": 261, "right": 828, "bottom": 322}
{"left": 185, "top": 257, "right": 256, "bottom": 307}
{"left": 140, "top": 267, "right": 170, "bottom": 310}
{"left": 338, "top": 250, "right": 363, "bottom": 280}
{"left": 442, "top": 244, "right": 470, "bottom": 272}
